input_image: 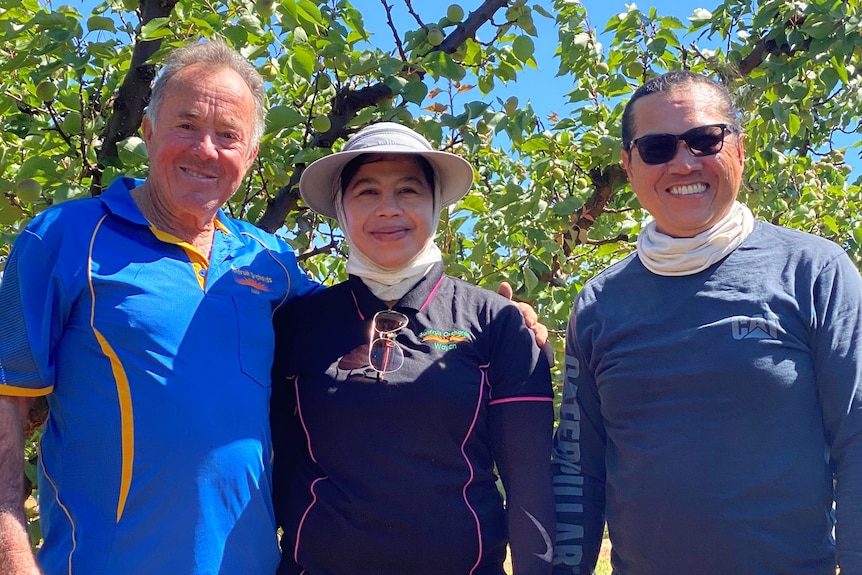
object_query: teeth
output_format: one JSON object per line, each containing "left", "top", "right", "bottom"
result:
{"left": 669, "top": 183, "right": 707, "bottom": 195}
{"left": 184, "top": 168, "right": 212, "bottom": 179}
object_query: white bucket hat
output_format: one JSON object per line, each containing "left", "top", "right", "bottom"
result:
{"left": 299, "top": 122, "right": 475, "bottom": 219}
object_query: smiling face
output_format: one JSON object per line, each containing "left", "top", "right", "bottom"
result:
{"left": 621, "top": 83, "right": 745, "bottom": 238}
{"left": 141, "top": 63, "right": 259, "bottom": 231}
{"left": 341, "top": 155, "right": 435, "bottom": 270}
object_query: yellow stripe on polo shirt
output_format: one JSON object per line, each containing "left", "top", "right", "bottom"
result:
{"left": 87, "top": 214, "right": 134, "bottom": 523}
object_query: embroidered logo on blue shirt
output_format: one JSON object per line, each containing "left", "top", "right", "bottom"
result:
{"left": 231, "top": 267, "right": 273, "bottom": 293}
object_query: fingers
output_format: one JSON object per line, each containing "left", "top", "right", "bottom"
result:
{"left": 497, "top": 281, "right": 514, "bottom": 301}
{"left": 496, "top": 282, "right": 553, "bottom": 364}
{"left": 515, "top": 301, "right": 538, "bottom": 329}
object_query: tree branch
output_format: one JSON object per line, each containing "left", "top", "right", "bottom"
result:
{"left": 91, "top": 0, "right": 179, "bottom": 195}
{"left": 558, "top": 164, "right": 628, "bottom": 256}
{"left": 736, "top": 15, "right": 812, "bottom": 77}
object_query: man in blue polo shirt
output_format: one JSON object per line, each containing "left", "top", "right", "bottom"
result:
{"left": 0, "top": 39, "right": 320, "bottom": 574}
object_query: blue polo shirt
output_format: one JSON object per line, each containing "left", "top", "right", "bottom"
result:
{"left": 0, "top": 177, "right": 320, "bottom": 574}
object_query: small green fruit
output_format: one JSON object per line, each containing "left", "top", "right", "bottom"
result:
{"left": 312, "top": 115, "right": 331, "bottom": 133}
{"left": 576, "top": 177, "right": 589, "bottom": 189}
{"left": 596, "top": 62, "right": 609, "bottom": 74}
{"left": 427, "top": 28, "right": 445, "bottom": 47}
{"left": 35, "top": 81, "right": 57, "bottom": 102}
{"left": 16, "top": 178, "right": 42, "bottom": 202}
{"left": 61, "top": 111, "right": 83, "bottom": 134}
{"left": 626, "top": 62, "right": 645, "bottom": 79}
{"left": 446, "top": 4, "right": 464, "bottom": 23}
{"left": 551, "top": 168, "right": 566, "bottom": 182}
{"left": 261, "top": 62, "right": 278, "bottom": 81}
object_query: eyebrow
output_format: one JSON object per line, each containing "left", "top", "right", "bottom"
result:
{"left": 173, "top": 110, "right": 245, "bottom": 132}
{"left": 347, "top": 174, "right": 428, "bottom": 189}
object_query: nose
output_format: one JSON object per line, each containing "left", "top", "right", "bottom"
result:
{"left": 667, "top": 141, "right": 703, "bottom": 172}
{"left": 192, "top": 132, "right": 218, "bottom": 158}
{"left": 374, "top": 191, "right": 404, "bottom": 216}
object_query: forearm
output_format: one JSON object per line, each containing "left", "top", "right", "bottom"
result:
{"left": 0, "top": 397, "right": 41, "bottom": 574}
{"left": 491, "top": 401, "right": 555, "bottom": 575}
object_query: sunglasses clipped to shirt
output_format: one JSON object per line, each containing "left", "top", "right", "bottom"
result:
{"left": 628, "top": 123, "right": 737, "bottom": 165}
{"left": 368, "top": 310, "right": 409, "bottom": 380}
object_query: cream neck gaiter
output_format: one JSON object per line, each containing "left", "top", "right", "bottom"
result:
{"left": 636, "top": 201, "right": 755, "bottom": 276}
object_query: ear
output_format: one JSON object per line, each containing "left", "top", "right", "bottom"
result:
{"left": 734, "top": 132, "right": 745, "bottom": 166}
{"left": 621, "top": 148, "right": 634, "bottom": 180}
{"left": 245, "top": 142, "right": 260, "bottom": 171}
{"left": 142, "top": 115, "right": 153, "bottom": 148}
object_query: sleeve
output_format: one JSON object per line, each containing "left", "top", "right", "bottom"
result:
{"left": 551, "top": 301, "right": 607, "bottom": 574}
{"left": 811, "top": 251, "right": 862, "bottom": 572}
{"left": 0, "top": 227, "right": 70, "bottom": 396}
{"left": 269, "top": 235, "right": 324, "bottom": 304}
{"left": 486, "top": 301, "right": 555, "bottom": 400}
{"left": 270, "top": 303, "right": 306, "bottom": 529}
{"left": 490, "top": 400, "right": 555, "bottom": 575}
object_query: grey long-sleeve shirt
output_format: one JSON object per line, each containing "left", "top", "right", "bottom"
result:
{"left": 552, "top": 221, "right": 862, "bottom": 575}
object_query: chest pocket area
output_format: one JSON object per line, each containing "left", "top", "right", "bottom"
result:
{"left": 233, "top": 295, "right": 275, "bottom": 387}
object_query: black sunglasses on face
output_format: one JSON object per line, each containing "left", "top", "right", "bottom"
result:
{"left": 628, "top": 123, "right": 737, "bottom": 165}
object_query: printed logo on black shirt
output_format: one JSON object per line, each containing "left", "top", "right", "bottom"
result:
{"left": 419, "top": 328, "right": 471, "bottom": 351}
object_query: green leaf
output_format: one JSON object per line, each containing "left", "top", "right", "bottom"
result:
{"left": 347, "top": 52, "right": 378, "bottom": 76}
{"left": 512, "top": 36, "right": 535, "bottom": 62}
{"left": 401, "top": 81, "right": 428, "bottom": 105}
{"left": 86, "top": 15, "right": 116, "bottom": 32}
{"left": 788, "top": 113, "right": 801, "bottom": 136}
{"left": 290, "top": 44, "right": 317, "bottom": 80}
{"left": 117, "top": 136, "right": 148, "bottom": 167}
{"left": 459, "top": 195, "right": 487, "bottom": 214}
{"left": 524, "top": 266, "right": 539, "bottom": 292}
{"left": 265, "top": 105, "right": 304, "bottom": 133}
{"left": 423, "top": 51, "right": 466, "bottom": 81}
{"left": 238, "top": 14, "right": 265, "bottom": 38}
{"left": 140, "top": 17, "right": 172, "bottom": 40}
{"left": 831, "top": 56, "right": 849, "bottom": 84}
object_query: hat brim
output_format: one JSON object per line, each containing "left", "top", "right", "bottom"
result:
{"left": 299, "top": 147, "right": 475, "bottom": 220}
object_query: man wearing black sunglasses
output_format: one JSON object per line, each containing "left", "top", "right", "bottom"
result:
{"left": 552, "top": 71, "right": 862, "bottom": 575}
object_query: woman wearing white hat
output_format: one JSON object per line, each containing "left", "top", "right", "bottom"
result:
{"left": 271, "top": 122, "right": 555, "bottom": 575}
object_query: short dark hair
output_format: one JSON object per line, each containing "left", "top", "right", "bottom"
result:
{"left": 621, "top": 71, "right": 741, "bottom": 150}
{"left": 340, "top": 153, "right": 436, "bottom": 194}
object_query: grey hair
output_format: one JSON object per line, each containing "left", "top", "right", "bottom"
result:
{"left": 621, "top": 71, "right": 741, "bottom": 150}
{"left": 146, "top": 37, "right": 268, "bottom": 147}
